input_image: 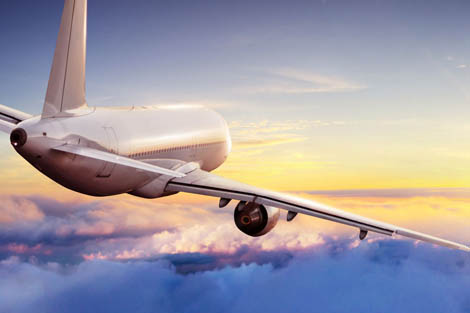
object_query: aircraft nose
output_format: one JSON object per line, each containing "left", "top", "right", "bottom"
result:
{"left": 10, "top": 128, "right": 28, "bottom": 148}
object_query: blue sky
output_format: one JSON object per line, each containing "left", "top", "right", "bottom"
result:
{"left": 3, "top": 1, "right": 470, "bottom": 191}
{"left": 2, "top": 0, "right": 470, "bottom": 120}
{"left": 1, "top": 1, "right": 470, "bottom": 312}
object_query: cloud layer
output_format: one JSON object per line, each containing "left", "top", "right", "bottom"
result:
{"left": 245, "top": 68, "right": 366, "bottom": 94}
{"left": 1, "top": 240, "right": 469, "bottom": 313}
{"left": 0, "top": 190, "right": 469, "bottom": 312}
{"left": 1, "top": 189, "right": 469, "bottom": 263}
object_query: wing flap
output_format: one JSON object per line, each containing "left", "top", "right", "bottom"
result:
{"left": 53, "top": 144, "right": 186, "bottom": 178}
{"left": 166, "top": 169, "right": 469, "bottom": 251}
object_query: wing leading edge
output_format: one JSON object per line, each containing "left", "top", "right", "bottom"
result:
{"left": 165, "top": 169, "right": 470, "bottom": 252}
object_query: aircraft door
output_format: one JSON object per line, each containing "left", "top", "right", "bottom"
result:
{"left": 96, "top": 127, "right": 119, "bottom": 178}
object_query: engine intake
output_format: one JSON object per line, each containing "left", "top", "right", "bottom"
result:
{"left": 234, "top": 201, "right": 280, "bottom": 237}
{"left": 10, "top": 128, "right": 27, "bottom": 148}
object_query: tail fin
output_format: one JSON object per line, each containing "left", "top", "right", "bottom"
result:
{"left": 42, "top": 0, "right": 88, "bottom": 118}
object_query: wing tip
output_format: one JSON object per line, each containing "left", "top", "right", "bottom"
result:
{"left": 460, "top": 245, "right": 470, "bottom": 252}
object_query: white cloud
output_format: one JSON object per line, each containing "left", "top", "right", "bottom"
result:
{"left": 456, "top": 64, "right": 467, "bottom": 69}
{"left": 228, "top": 119, "right": 348, "bottom": 149}
{"left": 245, "top": 68, "right": 366, "bottom": 94}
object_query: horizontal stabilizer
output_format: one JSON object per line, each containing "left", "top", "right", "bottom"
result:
{"left": 53, "top": 144, "right": 186, "bottom": 178}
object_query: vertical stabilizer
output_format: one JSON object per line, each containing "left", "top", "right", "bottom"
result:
{"left": 42, "top": 0, "right": 88, "bottom": 118}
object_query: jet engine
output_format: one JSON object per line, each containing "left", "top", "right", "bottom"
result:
{"left": 234, "top": 201, "right": 280, "bottom": 237}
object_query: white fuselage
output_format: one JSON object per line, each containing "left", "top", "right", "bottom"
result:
{"left": 14, "top": 105, "right": 231, "bottom": 197}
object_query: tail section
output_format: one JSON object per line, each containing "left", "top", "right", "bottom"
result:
{"left": 42, "top": 0, "right": 88, "bottom": 118}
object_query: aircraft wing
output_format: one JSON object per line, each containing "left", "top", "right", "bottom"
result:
{"left": 165, "top": 169, "right": 470, "bottom": 251}
{"left": 0, "top": 104, "right": 33, "bottom": 133}
{"left": 53, "top": 144, "right": 186, "bottom": 178}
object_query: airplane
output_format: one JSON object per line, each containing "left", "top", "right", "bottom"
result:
{"left": 0, "top": 0, "right": 468, "bottom": 252}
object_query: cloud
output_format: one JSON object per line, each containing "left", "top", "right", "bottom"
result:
{"left": 0, "top": 195, "right": 196, "bottom": 250}
{"left": 234, "top": 136, "right": 307, "bottom": 148}
{"left": 147, "top": 100, "right": 235, "bottom": 109}
{"left": 0, "top": 194, "right": 325, "bottom": 263}
{"left": 0, "top": 191, "right": 469, "bottom": 312}
{"left": 162, "top": 246, "right": 294, "bottom": 274}
{"left": 457, "top": 64, "right": 467, "bottom": 69}
{"left": 0, "top": 190, "right": 468, "bottom": 267}
{"left": 229, "top": 119, "right": 348, "bottom": 134}
{"left": 79, "top": 219, "right": 325, "bottom": 263}
{"left": 0, "top": 241, "right": 469, "bottom": 313}
{"left": 229, "top": 119, "right": 347, "bottom": 149}
{"left": 0, "top": 196, "right": 44, "bottom": 224}
{"left": 244, "top": 68, "right": 366, "bottom": 94}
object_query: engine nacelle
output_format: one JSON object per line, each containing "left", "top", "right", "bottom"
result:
{"left": 234, "top": 201, "right": 280, "bottom": 237}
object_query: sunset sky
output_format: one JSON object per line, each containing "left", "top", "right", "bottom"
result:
{"left": 1, "top": 0, "right": 470, "bottom": 312}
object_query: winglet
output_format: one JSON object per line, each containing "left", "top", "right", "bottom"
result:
{"left": 42, "top": 0, "right": 88, "bottom": 118}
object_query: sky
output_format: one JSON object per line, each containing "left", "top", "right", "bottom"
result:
{"left": 0, "top": 0, "right": 470, "bottom": 312}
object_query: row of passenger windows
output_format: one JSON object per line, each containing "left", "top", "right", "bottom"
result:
{"left": 128, "top": 141, "right": 224, "bottom": 158}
